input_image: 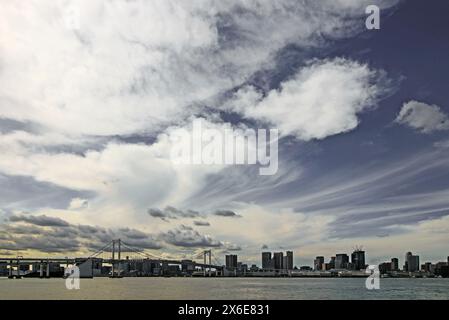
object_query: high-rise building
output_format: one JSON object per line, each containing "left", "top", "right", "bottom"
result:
{"left": 335, "top": 254, "right": 349, "bottom": 269}
{"left": 262, "top": 252, "right": 271, "bottom": 269}
{"left": 351, "top": 250, "right": 366, "bottom": 270}
{"left": 273, "top": 252, "right": 284, "bottom": 270}
{"left": 404, "top": 252, "right": 412, "bottom": 271}
{"left": 391, "top": 258, "right": 399, "bottom": 271}
{"left": 422, "top": 262, "right": 433, "bottom": 273}
{"left": 225, "top": 255, "right": 238, "bottom": 270}
{"left": 314, "top": 256, "right": 324, "bottom": 271}
{"left": 408, "top": 255, "right": 419, "bottom": 272}
{"left": 404, "top": 252, "right": 419, "bottom": 272}
{"left": 379, "top": 262, "right": 392, "bottom": 274}
{"left": 284, "top": 251, "right": 294, "bottom": 270}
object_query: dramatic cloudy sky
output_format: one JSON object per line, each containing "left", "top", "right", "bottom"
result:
{"left": 1, "top": 0, "right": 448, "bottom": 267}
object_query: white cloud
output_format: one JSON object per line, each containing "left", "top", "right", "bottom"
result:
{"left": 68, "top": 198, "right": 89, "bottom": 210}
{"left": 225, "top": 58, "right": 386, "bottom": 140}
{"left": 395, "top": 100, "right": 449, "bottom": 133}
{"left": 0, "top": 0, "right": 398, "bottom": 136}
{"left": 0, "top": 118, "right": 244, "bottom": 227}
{"left": 0, "top": 0, "right": 404, "bottom": 256}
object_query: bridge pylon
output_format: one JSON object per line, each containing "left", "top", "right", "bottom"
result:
{"left": 203, "top": 250, "right": 212, "bottom": 277}
{"left": 110, "top": 239, "right": 122, "bottom": 278}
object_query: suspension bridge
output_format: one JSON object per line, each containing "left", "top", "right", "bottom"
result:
{"left": 0, "top": 239, "right": 224, "bottom": 278}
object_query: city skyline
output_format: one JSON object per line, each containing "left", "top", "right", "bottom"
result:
{"left": 2, "top": 240, "right": 448, "bottom": 275}
{"left": 2, "top": 243, "right": 448, "bottom": 279}
{"left": 1, "top": 0, "right": 449, "bottom": 268}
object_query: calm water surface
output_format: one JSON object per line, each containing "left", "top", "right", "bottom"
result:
{"left": 0, "top": 277, "right": 448, "bottom": 300}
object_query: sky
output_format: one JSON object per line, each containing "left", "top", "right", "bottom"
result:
{"left": 0, "top": 0, "right": 449, "bottom": 267}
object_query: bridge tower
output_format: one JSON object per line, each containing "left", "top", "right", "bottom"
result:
{"left": 111, "top": 239, "right": 122, "bottom": 277}
{"left": 203, "top": 250, "right": 212, "bottom": 277}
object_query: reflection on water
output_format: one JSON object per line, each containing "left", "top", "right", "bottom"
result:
{"left": 0, "top": 277, "right": 448, "bottom": 300}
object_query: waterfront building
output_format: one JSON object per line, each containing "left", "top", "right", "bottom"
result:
{"left": 435, "top": 261, "right": 449, "bottom": 277}
{"left": 262, "top": 252, "right": 271, "bottom": 269}
{"left": 351, "top": 250, "right": 366, "bottom": 270}
{"left": 225, "top": 255, "right": 238, "bottom": 270}
{"left": 391, "top": 258, "right": 399, "bottom": 271}
{"left": 405, "top": 252, "right": 420, "bottom": 272}
{"left": 379, "top": 262, "right": 392, "bottom": 274}
{"left": 314, "top": 256, "right": 324, "bottom": 271}
{"left": 335, "top": 254, "right": 349, "bottom": 269}
{"left": 422, "top": 262, "right": 434, "bottom": 273}
{"left": 284, "top": 251, "right": 294, "bottom": 270}
{"left": 250, "top": 264, "right": 259, "bottom": 272}
{"left": 273, "top": 252, "right": 284, "bottom": 270}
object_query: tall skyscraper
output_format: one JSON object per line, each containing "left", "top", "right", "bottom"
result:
{"left": 391, "top": 258, "right": 399, "bottom": 271}
{"left": 273, "top": 252, "right": 284, "bottom": 270}
{"left": 284, "top": 251, "right": 293, "bottom": 270}
{"left": 335, "top": 254, "right": 349, "bottom": 269}
{"left": 262, "top": 252, "right": 271, "bottom": 269}
{"left": 404, "top": 251, "right": 419, "bottom": 272}
{"left": 225, "top": 255, "right": 238, "bottom": 270}
{"left": 408, "top": 255, "right": 419, "bottom": 272}
{"left": 314, "top": 256, "right": 324, "bottom": 271}
{"left": 404, "top": 252, "right": 412, "bottom": 271}
{"left": 351, "top": 250, "right": 366, "bottom": 270}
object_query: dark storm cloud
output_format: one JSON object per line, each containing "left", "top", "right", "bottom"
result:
{"left": 1, "top": 215, "right": 162, "bottom": 253}
{"left": 0, "top": 235, "right": 81, "bottom": 253}
{"left": 3, "top": 224, "right": 44, "bottom": 235}
{"left": 118, "top": 227, "right": 150, "bottom": 240}
{"left": 148, "top": 206, "right": 201, "bottom": 221}
{"left": 161, "top": 225, "right": 223, "bottom": 248}
{"left": 147, "top": 208, "right": 167, "bottom": 219}
{"left": 214, "top": 210, "right": 241, "bottom": 218}
{"left": 9, "top": 214, "right": 70, "bottom": 227}
{"left": 193, "top": 220, "right": 211, "bottom": 227}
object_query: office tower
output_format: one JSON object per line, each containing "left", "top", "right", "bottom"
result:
{"left": 262, "top": 252, "right": 271, "bottom": 269}
{"left": 314, "top": 256, "right": 324, "bottom": 271}
{"left": 391, "top": 258, "right": 399, "bottom": 271}
{"left": 404, "top": 252, "right": 419, "bottom": 272}
{"left": 404, "top": 252, "right": 412, "bottom": 271}
{"left": 408, "top": 255, "right": 419, "bottom": 272}
{"left": 284, "top": 251, "right": 294, "bottom": 270}
{"left": 273, "top": 252, "right": 284, "bottom": 270}
{"left": 351, "top": 250, "right": 366, "bottom": 270}
{"left": 335, "top": 254, "right": 349, "bottom": 269}
{"left": 225, "top": 254, "right": 238, "bottom": 270}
